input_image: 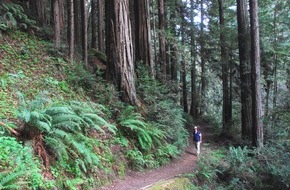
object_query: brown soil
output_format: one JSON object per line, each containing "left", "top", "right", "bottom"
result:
{"left": 100, "top": 122, "right": 214, "bottom": 190}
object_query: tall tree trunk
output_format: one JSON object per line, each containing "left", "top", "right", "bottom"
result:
{"left": 200, "top": 0, "right": 206, "bottom": 116}
{"left": 98, "top": 0, "right": 104, "bottom": 52}
{"left": 181, "top": 58, "right": 188, "bottom": 112}
{"left": 190, "top": 0, "right": 198, "bottom": 118}
{"left": 135, "top": 0, "right": 154, "bottom": 77}
{"left": 74, "top": 0, "right": 81, "bottom": 46}
{"left": 179, "top": 5, "right": 188, "bottom": 113}
{"left": 287, "top": 67, "right": 290, "bottom": 109}
{"left": 91, "top": 0, "right": 97, "bottom": 49}
{"left": 219, "top": 0, "right": 231, "bottom": 135}
{"left": 169, "top": 4, "right": 178, "bottom": 83}
{"left": 272, "top": 5, "right": 279, "bottom": 111}
{"left": 105, "top": 0, "right": 137, "bottom": 105}
{"left": 158, "top": 0, "right": 166, "bottom": 81}
{"left": 237, "top": 0, "right": 252, "bottom": 140}
{"left": 35, "top": 0, "right": 47, "bottom": 26}
{"left": 52, "top": 0, "right": 61, "bottom": 49}
{"left": 170, "top": 7, "right": 178, "bottom": 96}
{"left": 250, "top": 0, "right": 263, "bottom": 147}
{"left": 59, "top": 0, "right": 65, "bottom": 31}
{"left": 151, "top": 0, "right": 158, "bottom": 69}
{"left": 81, "top": 0, "right": 88, "bottom": 67}
{"left": 68, "top": 0, "right": 74, "bottom": 63}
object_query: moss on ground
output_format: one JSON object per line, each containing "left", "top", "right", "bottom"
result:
{"left": 146, "top": 177, "right": 195, "bottom": 190}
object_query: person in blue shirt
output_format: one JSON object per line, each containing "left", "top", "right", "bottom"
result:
{"left": 193, "top": 126, "right": 202, "bottom": 155}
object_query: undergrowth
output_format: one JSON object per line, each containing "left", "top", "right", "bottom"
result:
{"left": 0, "top": 136, "right": 53, "bottom": 189}
{"left": 190, "top": 143, "right": 289, "bottom": 190}
{"left": 0, "top": 28, "right": 190, "bottom": 189}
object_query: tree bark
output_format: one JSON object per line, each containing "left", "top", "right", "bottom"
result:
{"left": 190, "top": 0, "right": 198, "bottom": 118}
{"left": 68, "top": 0, "right": 74, "bottom": 63}
{"left": 59, "top": 0, "right": 65, "bottom": 31}
{"left": 35, "top": 0, "right": 47, "bottom": 26}
{"left": 249, "top": 0, "right": 263, "bottom": 147}
{"left": 200, "top": 0, "right": 206, "bottom": 116}
{"left": 158, "top": 0, "right": 166, "bottom": 81}
{"left": 81, "top": 0, "right": 88, "bottom": 67}
{"left": 91, "top": 0, "right": 97, "bottom": 49}
{"left": 237, "top": 0, "right": 252, "bottom": 140}
{"left": 97, "top": 0, "right": 104, "bottom": 52}
{"left": 73, "top": 0, "right": 81, "bottom": 46}
{"left": 219, "top": 0, "right": 231, "bottom": 135}
{"left": 52, "top": 0, "right": 61, "bottom": 49}
{"left": 134, "top": 0, "right": 154, "bottom": 77}
{"left": 105, "top": 0, "right": 137, "bottom": 105}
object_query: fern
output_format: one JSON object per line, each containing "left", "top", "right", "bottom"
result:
{"left": 65, "top": 178, "right": 86, "bottom": 190}
{"left": 46, "top": 128, "right": 100, "bottom": 173}
{"left": 146, "top": 123, "right": 166, "bottom": 147}
{"left": 0, "top": 170, "right": 28, "bottom": 188}
{"left": 16, "top": 94, "right": 115, "bottom": 178}
{"left": 68, "top": 101, "right": 116, "bottom": 134}
{"left": 44, "top": 136, "right": 69, "bottom": 163}
{"left": 0, "top": 137, "right": 44, "bottom": 189}
{"left": 118, "top": 106, "right": 155, "bottom": 151}
{"left": 136, "top": 65, "right": 188, "bottom": 150}
{"left": 125, "top": 149, "right": 145, "bottom": 171}
{"left": 1, "top": 3, "right": 36, "bottom": 31}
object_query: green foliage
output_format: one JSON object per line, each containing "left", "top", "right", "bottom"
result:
{"left": 119, "top": 106, "right": 182, "bottom": 170}
{"left": 16, "top": 93, "right": 116, "bottom": 181}
{"left": 264, "top": 111, "right": 290, "bottom": 146}
{"left": 154, "top": 99, "right": 188, "bottom": 149}
{"left": 193, "top": 149, "right": 225, "bottom": 187}
{"left": 0, "top": 72, "right": 26, "bottom": 119}
{"left": 0, "top": 3, "right": 36, "bottom": 31}
{"left": 0, "top": 137, "right": 47, "bottom": 189}
{"left": 154, "top": 144, "right": 180, "bottom": 166}
{"left": 89, "top": 48, "right": 107, "bottom": 63}
{"left": 125, "top": 149, "right": 145, "bottom": 171}
{"left": 193, "top": 145, "right": 290, "bottom": 190}
{"left": 118, "top": 106, "right": 157, "bottom": 151}
{"left": 257, "top": 144, "right": 290, "bottom": 189}
{"left": 136, "top": 66, "right": 188, "bottom": 150}
{"left": 65, "top": 63, "right": 95, "bottom": 92}
{"left": 94, "top": 78, "right": 121, "bottom": 107}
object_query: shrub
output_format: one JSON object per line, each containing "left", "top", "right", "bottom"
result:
{"left": 0, "top": 136, "right": 48, "bottom": 189}
{"left": 16, "top": 93, "right": 117, "bottom": 187}
{"left": 136, "top": 66, "right": 188, "bottom": 150}
{"left": 0, "top": 3, "right": 36, "bottom": 31}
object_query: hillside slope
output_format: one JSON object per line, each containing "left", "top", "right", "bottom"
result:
{"left": 0, "top": 30, "right": 189, "bottom": 189}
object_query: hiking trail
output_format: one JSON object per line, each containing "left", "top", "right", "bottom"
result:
{"left": 100, "top": 122, "right": 213, "bottom": 190}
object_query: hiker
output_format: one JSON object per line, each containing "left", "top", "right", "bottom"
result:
{"left": 193, "top": 126, "right": 202, "bottom": 155}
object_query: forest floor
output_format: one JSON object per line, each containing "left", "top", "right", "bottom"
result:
{"left": 100, "top": 122, "right": 215, "bottom": 190}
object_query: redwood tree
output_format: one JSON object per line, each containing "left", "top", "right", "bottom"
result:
{"left": 81, "top": 0, "right": 88, "bottom": 66}
{"left": 97, "top": 0, "right": 104, "bottom": 52}
{"left": 158, "top": 0, "right": 166, "bottom": 81}
{"left": 52, "top": 0, "right": 61, "bottom": 48}
{"left": 134, "top": 0, "right": 154, "bottom": 77}
{"left": 105, "top": 0, "right": 137, "bottom": 104}
{"left": 249, "top": 0, "right": 263, "bottom": 147}
{"left": 218, "top": 0, "right": 231, "bottom": 135}
{"left": 189, "top": 0, "right": 198, "bottom": 118}
{"left": 237, "top": 0, "right": 252, "bottom": 140}
{"left": 68, "top": 0, "right": 74, "bottom": 63}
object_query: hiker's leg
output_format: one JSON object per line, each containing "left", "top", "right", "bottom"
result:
{"left": 196, "top": 142, "right": 201, "bottom": 155}
{"left": 194, "top": 142, "right": 198, "bottom": 154}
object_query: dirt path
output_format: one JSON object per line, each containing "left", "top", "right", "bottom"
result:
{"left": 100, "top": 122, "right": 212, "bottom": 190}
